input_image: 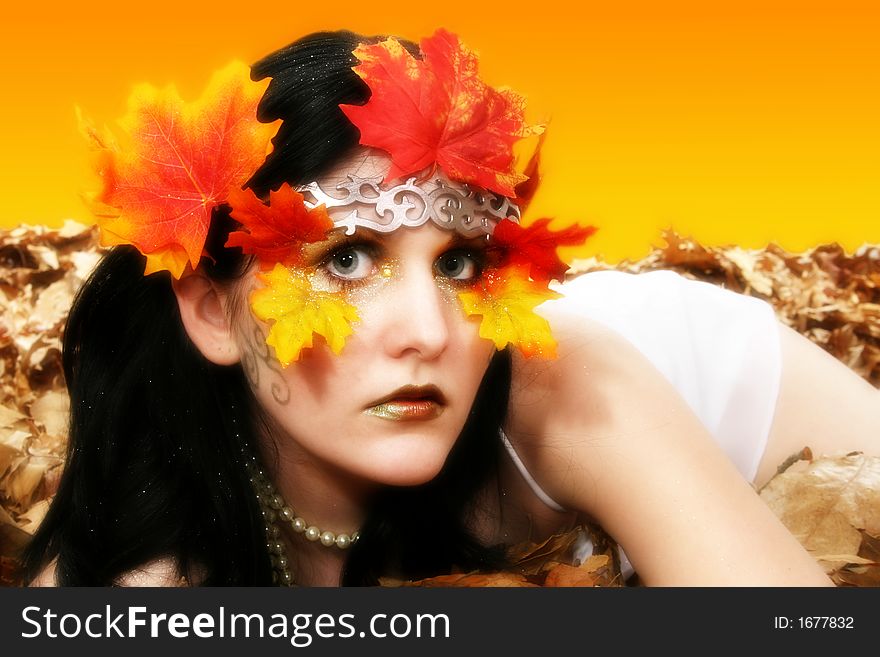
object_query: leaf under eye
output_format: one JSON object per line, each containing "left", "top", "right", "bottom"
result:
{"left": 459, "top": 265, "right": 561, "bottom": 358}
{"left": 251, "top": 264, "right": 360, "bottom": 366}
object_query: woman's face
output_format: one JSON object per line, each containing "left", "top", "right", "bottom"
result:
{"left": 234, "top": 152, "right": 496, "bottom": 487}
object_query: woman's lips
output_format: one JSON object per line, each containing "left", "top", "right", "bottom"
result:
{"left": 365, "top": 399, "right": 443, "bottom": 421}
{"left": 364, "top": 384, "right": 446, "bottom": 421}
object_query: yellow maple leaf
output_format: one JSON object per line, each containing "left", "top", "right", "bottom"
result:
{"left": 250, "top": 264, "right": 360, "bottom": 367}
{"left": 458, "top": 267, "right": 561, "bottom": 358}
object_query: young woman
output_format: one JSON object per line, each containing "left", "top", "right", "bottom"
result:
{"left": 24, "top": 29, "right": 880, "bottom": 587}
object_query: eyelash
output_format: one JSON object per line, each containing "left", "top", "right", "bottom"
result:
{"left": 315, "top": 240, "right": 486, "bottom": 291}
{"left": 435, "top": 249, "right": 485, "bottom": 285}
{"left": 316, "top": 240, "right": 378, "bottom": 291}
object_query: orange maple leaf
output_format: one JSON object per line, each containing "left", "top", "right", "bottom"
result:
{"left": 459, "top": 266, "right": 561, "bottom": 358}
{"left": 84, "top": 61, "right": 279, "bottom": 278}
{"left": 340, "top": 29, "right": 541, "bottom": 197}
{"left": 226, "top": 184, "right": 334, "bottom": 268}
{"left": 491, "top": 218, "right": 597, "bottom": 282}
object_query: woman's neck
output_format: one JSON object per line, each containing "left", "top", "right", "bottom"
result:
{"left": 470, "top": 443, "right": 579, "bottom": 549}
{"left": 257, "top": 439, "right": 377, "bottom": 586}
{"left": 261, "top": 437, "right": 375, "bottom": 534}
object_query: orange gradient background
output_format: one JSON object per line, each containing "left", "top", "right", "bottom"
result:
{"left": 2, "top": 1, "right": 877, "bottom": 262}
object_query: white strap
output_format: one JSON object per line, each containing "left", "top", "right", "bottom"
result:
{"left": 498, "top": 429, "right": 566, "bottom": 512}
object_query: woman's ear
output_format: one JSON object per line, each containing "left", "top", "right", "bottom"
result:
{"left": 171, "top": 273, "right": 241, "bottom": 365}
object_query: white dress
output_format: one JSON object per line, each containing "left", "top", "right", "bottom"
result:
{"left": 500, "top": 269, "right": 783, "bottom": 573}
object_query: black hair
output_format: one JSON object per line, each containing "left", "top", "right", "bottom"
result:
{"left": 23, "top": 30, "right": 510, "bottom": 586}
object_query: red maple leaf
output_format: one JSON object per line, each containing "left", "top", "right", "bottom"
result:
{"left": 86, "top": 61, "right": 279, "bottom": 278}
{"left": 226, "top": 184, "right": 334, "bottom": 267}
{"left": 491, "top": 218, "right": 597, "bottom": 282}
{"left": 340, "top": 29, "right": 541, "bottom": 197}
{"left": 513, "top": 131, "right": 546, "bottom": 214}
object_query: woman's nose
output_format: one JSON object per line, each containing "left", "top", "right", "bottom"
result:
{"left": 381, "top": 267, "right": 451, "bottom": 361}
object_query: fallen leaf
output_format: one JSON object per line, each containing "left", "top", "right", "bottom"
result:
{"left": 16, "top": 499, "right": 50, "bottom": 535}
{"left": 759, "top": 452, "right": 880, "bottom": 572}
{"left": 29, "top": 391, "right": 69, "bottom": 438}
{"left": 542, "top": 562, "right": 600, "bottom": 587}
{"left": 507, "top": 527, "right": 582, "bottom": 575}
{"left": 399, "top": 572, "right": 538, "bottom": 587}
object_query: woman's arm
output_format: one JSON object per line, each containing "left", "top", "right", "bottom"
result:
{"left": 755, "top": 324, "right": 880, "bottom": 488}
{"left": 507, "top": 312, "right": 834, "bottom": 586}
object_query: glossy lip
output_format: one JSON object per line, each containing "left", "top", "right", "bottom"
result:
{"left": 364, "top": 384, "right": 447, "bottom": 421}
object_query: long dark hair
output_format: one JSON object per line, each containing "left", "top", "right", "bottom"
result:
{"left": 23, "top": 30, "right": 510, "bottom": 586}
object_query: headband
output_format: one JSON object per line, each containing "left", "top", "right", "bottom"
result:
{"left": 299, "top": 174, "right": 520, "bottom": 237}
{"left": 82, "top": 29, "right": 596, "bottom": 365}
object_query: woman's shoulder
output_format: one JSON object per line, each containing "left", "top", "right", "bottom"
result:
{"left": 532, "top": 269, "right": 780, "bottom": 404}
{"left": 546, "top": 269, "right": 776, "bottom": 337}
{"left": 507, "top": 268, "right": 785, "bottom": 501}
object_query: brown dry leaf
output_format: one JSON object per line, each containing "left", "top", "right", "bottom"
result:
{"left": 0, "top": 444, "right": 21, "bottom": 483}
{"left": 397, "top": 572, "right": 538, "bottom": 587}
{"left": 857, "top": 532, "right": 880, "bottom": 562}
{"left": 506, "top": 526, "right": 582, "bottom": 575}
{"left": 389, "top": 524, "right": 626, "bottom": 588}
{"left": 724, "top": 247, "right": 775, "bottom": 296}
{"left": 759, "top": 452, "right": 880, "bottom": 574}
{"left": 0, "top": 222, "right": 103, "bottom": 576}
{"left": 4, "top": 462, "right": 47, "bottom": 512}
{"left": 16, "top": 499, "right": 50, "bottom": 535}
{"left": 832, "top": 533, "right": 880, "bottom": 586}
{"left": 29, "top": 390, "right": 69, "bottom": 438}
{"left": 0, "top": 504, "right": 31, "bottom": 558}
{"left": 0, "top": 404, "right": 26, "bottom": 428}
{"left": 543, "top": 563, "right": 599, "bottom": 587}
{"left": 658, "top": 230, "right": 721, "bottom": 271}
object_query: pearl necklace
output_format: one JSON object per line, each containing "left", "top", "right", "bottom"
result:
{"left": 244, "top": 456, "right": 360, "bottom": 586}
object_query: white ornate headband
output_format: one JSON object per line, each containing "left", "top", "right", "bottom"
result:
{"left": 299, "top": 174, "right": 521, "bottom": 237}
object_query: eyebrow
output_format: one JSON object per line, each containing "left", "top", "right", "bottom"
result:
{"left": 298, "top": 229, "right": 379, "bottom": 264}
{"left": 442, "top": 232, "right": 492, "bottom": 250}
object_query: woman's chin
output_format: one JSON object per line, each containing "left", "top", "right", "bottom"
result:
{"left": 351, "top": 438, "right": 454, "bottom": 487}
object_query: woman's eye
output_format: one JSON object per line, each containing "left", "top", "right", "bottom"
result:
{"left": 325, "top": 246, "right": 375, "bottom": 280}
{"left": 435, "top": 250, "right": 481, "bottom": 281}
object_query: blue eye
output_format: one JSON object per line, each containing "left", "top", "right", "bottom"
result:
{"left": 436, "top": 250, "right": 480, "bottom": 281}
{"left": 325, "top": 246, "right": 374, "bottom": 280}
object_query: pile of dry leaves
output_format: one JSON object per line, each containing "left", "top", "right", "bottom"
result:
{"left": 0, "top": 222, "right": 101, "bottom": 585}
{"left": 0, "top": 224, "right": 877, "bottom": 586}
